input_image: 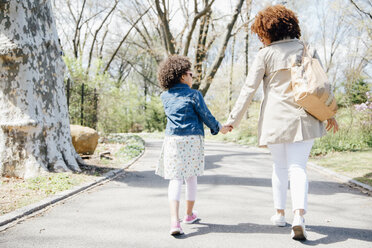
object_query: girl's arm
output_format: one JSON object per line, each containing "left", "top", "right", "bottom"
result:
{"left": 225, "top": 49, "right": 266, "bottom": 128}
{"left": 193, "top": 90, "right": 221, "bottom": 135}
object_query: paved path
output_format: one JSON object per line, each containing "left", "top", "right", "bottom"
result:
{"left": 1, "top": 139, "right": 372, "bottom": 248}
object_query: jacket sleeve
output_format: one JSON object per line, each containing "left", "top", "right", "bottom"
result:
{"left": 225, "top": 49, "right": 266, "bottom": 128}
{"left": 193, "top": 90, "right": 221, "bottom": 135}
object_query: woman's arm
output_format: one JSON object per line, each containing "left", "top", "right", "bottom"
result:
{"left": 225, "top": 49, "right": 266, "bottom": 128}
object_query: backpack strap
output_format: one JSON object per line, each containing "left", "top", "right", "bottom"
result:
{"left": 299, "top": 40, "right": 308, "bottom": 64}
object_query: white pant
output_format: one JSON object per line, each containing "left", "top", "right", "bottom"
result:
{"left": 168, "top": 176, "right": 197, "bottom": 202}
{"left": 267, "top": 139, "right": 314, "bottom": 214}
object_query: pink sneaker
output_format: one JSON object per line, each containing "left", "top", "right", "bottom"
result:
{"left": 183, "top": 211, "right": 198, "bottom": 224}
{"left": 169, "top": 221, "right": 184, "bottom": 236}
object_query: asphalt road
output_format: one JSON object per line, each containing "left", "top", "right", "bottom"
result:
{"left": 1, "top": 139, "right": 371, "bottom": 248}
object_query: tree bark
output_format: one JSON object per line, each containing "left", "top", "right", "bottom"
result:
{"left": 192, "top": 12, "right": 211, "bottom": 89}
{"left": 182, "top": 0, "right": 215, "bottom": 56}
{"left": 0, "top": 0, "right": 82, "bottom": 178}
{"left": 155, "top": 0, "right": 176, "bottom": 54}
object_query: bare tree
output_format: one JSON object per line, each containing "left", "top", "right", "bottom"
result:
{"left": 86, "top": 0, "right": 119, "bottom": 73}
{"left": 103, "top": 6, "right": 151, "bottom": 73}
{"left": 244, "top": 0, "right": 253, "bottom": 77}
{"left": 0, "top": 1, "right": 83, "bottom": 178}
{"left": 198, "top": 0, "right": 245, "bottom": 95}
{"left": 349, "top": 0, "right": 372, "bottom": 19}
{"left": 316, "top": 0, "right": 351, "bottom": 87}
{"left": 154, "top": 0, "right": 245, "bottom": 96}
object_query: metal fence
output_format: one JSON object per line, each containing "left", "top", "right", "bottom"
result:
{"left": 65, "top": 78, "right": 98, "bottom": 129}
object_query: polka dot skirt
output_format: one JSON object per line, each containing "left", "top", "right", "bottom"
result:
{"left": 156, "top": 135, "right": 204, "bottom": 180}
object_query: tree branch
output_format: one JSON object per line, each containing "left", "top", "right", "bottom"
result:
{"left": 125, "top": 59, "right": 160, "bottom": 88}
{"left": 350, "top": 0, "right": 372, "bottom": 19}
{"left": 155, "top": 0, "right": 176, "bottom": 54}
{"left": 87, "top": 0, "right": 119, "bottom": 73}
{"left": 104, "top": 6, "right": 151, "bottom": 73}
{"left": 183, "top": 0, "right": 215, "bottom": 56}
{"left": 199, "top": 0, "right": 245, "bottom": 96}
{"left": 72, "top": 0, "right": 87, "bottom": 58}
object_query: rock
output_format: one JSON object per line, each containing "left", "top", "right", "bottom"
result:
{"left": 70, "top": 125, "right": 99, "bottom": 155}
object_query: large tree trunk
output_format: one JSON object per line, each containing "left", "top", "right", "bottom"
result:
{"left": 0, "top": 0, "right": 82, "bottom": 179}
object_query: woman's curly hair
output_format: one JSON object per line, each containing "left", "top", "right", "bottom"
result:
{"left": 158, "top": 55, "right": 191, "bottom": 90}
{"left": 251, "top": 5, "right": 301, "bottom": 44}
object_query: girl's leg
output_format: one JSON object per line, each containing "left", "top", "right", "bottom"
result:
{"left": 267, "top": 143, "right": 288, "bottom": 215}
{"left": 286, "top": 139, "right": 314, "bottom": 216}
{"left": 168, "top": 179, "right": 183, "bottom": 223}
{"left": 185, "top": 176, "right": 197, "bottom": 216}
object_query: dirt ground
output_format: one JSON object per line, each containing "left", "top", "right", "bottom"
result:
{"left": 0, "top": 143, "right": 133, "bottom": 216}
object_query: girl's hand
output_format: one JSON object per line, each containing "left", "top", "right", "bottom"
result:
{"left": 220, "top": 125, "right": 233, "bottom": 134}
{"left": 326, "top": 117, "right": 339, "bottom": 133}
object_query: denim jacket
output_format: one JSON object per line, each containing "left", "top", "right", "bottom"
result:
{"left": 161, "top": 83, "right": 221, "bottom": 136}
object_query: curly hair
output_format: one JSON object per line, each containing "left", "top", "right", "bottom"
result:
{"left": 158, "top": 55, "right": 192, "bottom": 90}
{"left": 251, "top": 5, "right": 301, "bottom": 44}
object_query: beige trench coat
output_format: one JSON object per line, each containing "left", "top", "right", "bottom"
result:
{"left": 226, "top": 38, "right": 326, "bottom": 147}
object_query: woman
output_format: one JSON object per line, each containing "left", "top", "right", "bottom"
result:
{"left": 225, "top": 5, "right": 339, "bottom": 240}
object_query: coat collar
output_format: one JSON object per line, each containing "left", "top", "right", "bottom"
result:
{"left": 172, "top": 83, "right": 190, "bottom": 89}
{"left": 268, "top": 38, "right": 298, "bottom": 46}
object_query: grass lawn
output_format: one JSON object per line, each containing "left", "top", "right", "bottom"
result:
{"left": 310, "top": 149, "right": 372, "bottom": 186}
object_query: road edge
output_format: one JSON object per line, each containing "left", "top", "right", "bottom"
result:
{"left": 207, "top": 139, "right": 372, "bottom": 194}
{"left": 0, "top": 147, "right": 146, "bottom": 230}
{"left": 307, "top": 162, "right": 372, "bottom": 193}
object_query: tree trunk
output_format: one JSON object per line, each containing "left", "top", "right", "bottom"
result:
{"left": 0, "top": 0, "right": 82, "bottom": 179}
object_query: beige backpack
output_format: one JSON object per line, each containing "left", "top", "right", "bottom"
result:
{"left": 291, "top": 42, "right": 337, "bottom": 121}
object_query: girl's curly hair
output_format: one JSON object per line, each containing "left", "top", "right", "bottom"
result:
{"left": 158, "top": 55, "right": 191, "bottom": 90}
{"left": 251, "top": 5, "right": 301, "bottom": 44}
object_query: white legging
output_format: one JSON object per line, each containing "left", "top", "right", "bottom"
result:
{"left": 168, "top": 176, "right": 197, "bottom": 202}
{"left": 267, "top": 139, "right": 314, "bottom": 214}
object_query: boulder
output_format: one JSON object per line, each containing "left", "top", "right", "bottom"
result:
{"left": 70, "top": 125, "right": 99, "bottom": 155}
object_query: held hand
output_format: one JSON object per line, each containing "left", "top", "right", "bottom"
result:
{"left": 220, "top": 125, "right": 233, "bottom": 134}
{"left": 326, "top": 117, "right": 339, "bottom": 133}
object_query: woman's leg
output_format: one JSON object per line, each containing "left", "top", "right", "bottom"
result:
{"left": 268, "top": 143, "right": 288, "bottom": 215}
{"left": 286, "top": 139, "right": 314, "bottom": 216}
{"left": 168, "top": 179, "right": 183, "bottom": 223}
{"left": 185, "top": 176, "right": 197, "bottom": 216}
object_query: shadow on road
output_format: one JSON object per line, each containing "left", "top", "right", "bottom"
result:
{"left": 113, "top": 169, "right": 364, "bottom": 196}
{"left": 174, "top": 221, "right": 372, "bottom": 245}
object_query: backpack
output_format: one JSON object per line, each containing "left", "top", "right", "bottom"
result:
{"left": 290, "top": 42, "right": 338, "bottom": 121}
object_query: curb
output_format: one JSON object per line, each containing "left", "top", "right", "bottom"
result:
{"left": 308, "top": 162, "right": 372, "bottom": 192}
{"left": 0, "top": 147, "right": 145, "bottom": 230}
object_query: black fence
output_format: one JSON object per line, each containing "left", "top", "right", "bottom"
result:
{"left": 65, "top": 78, "right": 98, "bottom": 129}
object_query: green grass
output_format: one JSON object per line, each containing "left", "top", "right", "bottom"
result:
{"left": 206, "top": 101, "right": 260, "bottom": 146}
{"left": 1, "top": 134, "right": 145, "bottom": 216}
{"left": 311, "top": 107, "right": 371, "bottom": 156}
{"left": 16, "top": 173, "right": 88, "bottom": 196}
{"left": 103, "top": 133, "right": 145, "bottom": 163}
{"left": 310, "top": 149, "right": 372, "bottom": 186}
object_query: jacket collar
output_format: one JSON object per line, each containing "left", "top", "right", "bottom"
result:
{"left": 172, "top": 83, "right": 190, "bottom": 89}
{"left": 268, "top": 38, "right": 298, "bottom": 46}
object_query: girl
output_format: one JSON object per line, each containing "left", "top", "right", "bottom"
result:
{"left": 155, "top": 55, "right": 231, "bottom": 235}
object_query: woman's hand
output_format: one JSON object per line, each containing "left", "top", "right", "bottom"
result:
{"left": 326, "top": 117, "right": 339, "bottom": 133}
{"left": 220, "top": 125, "right": 233, "bottom": 134}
